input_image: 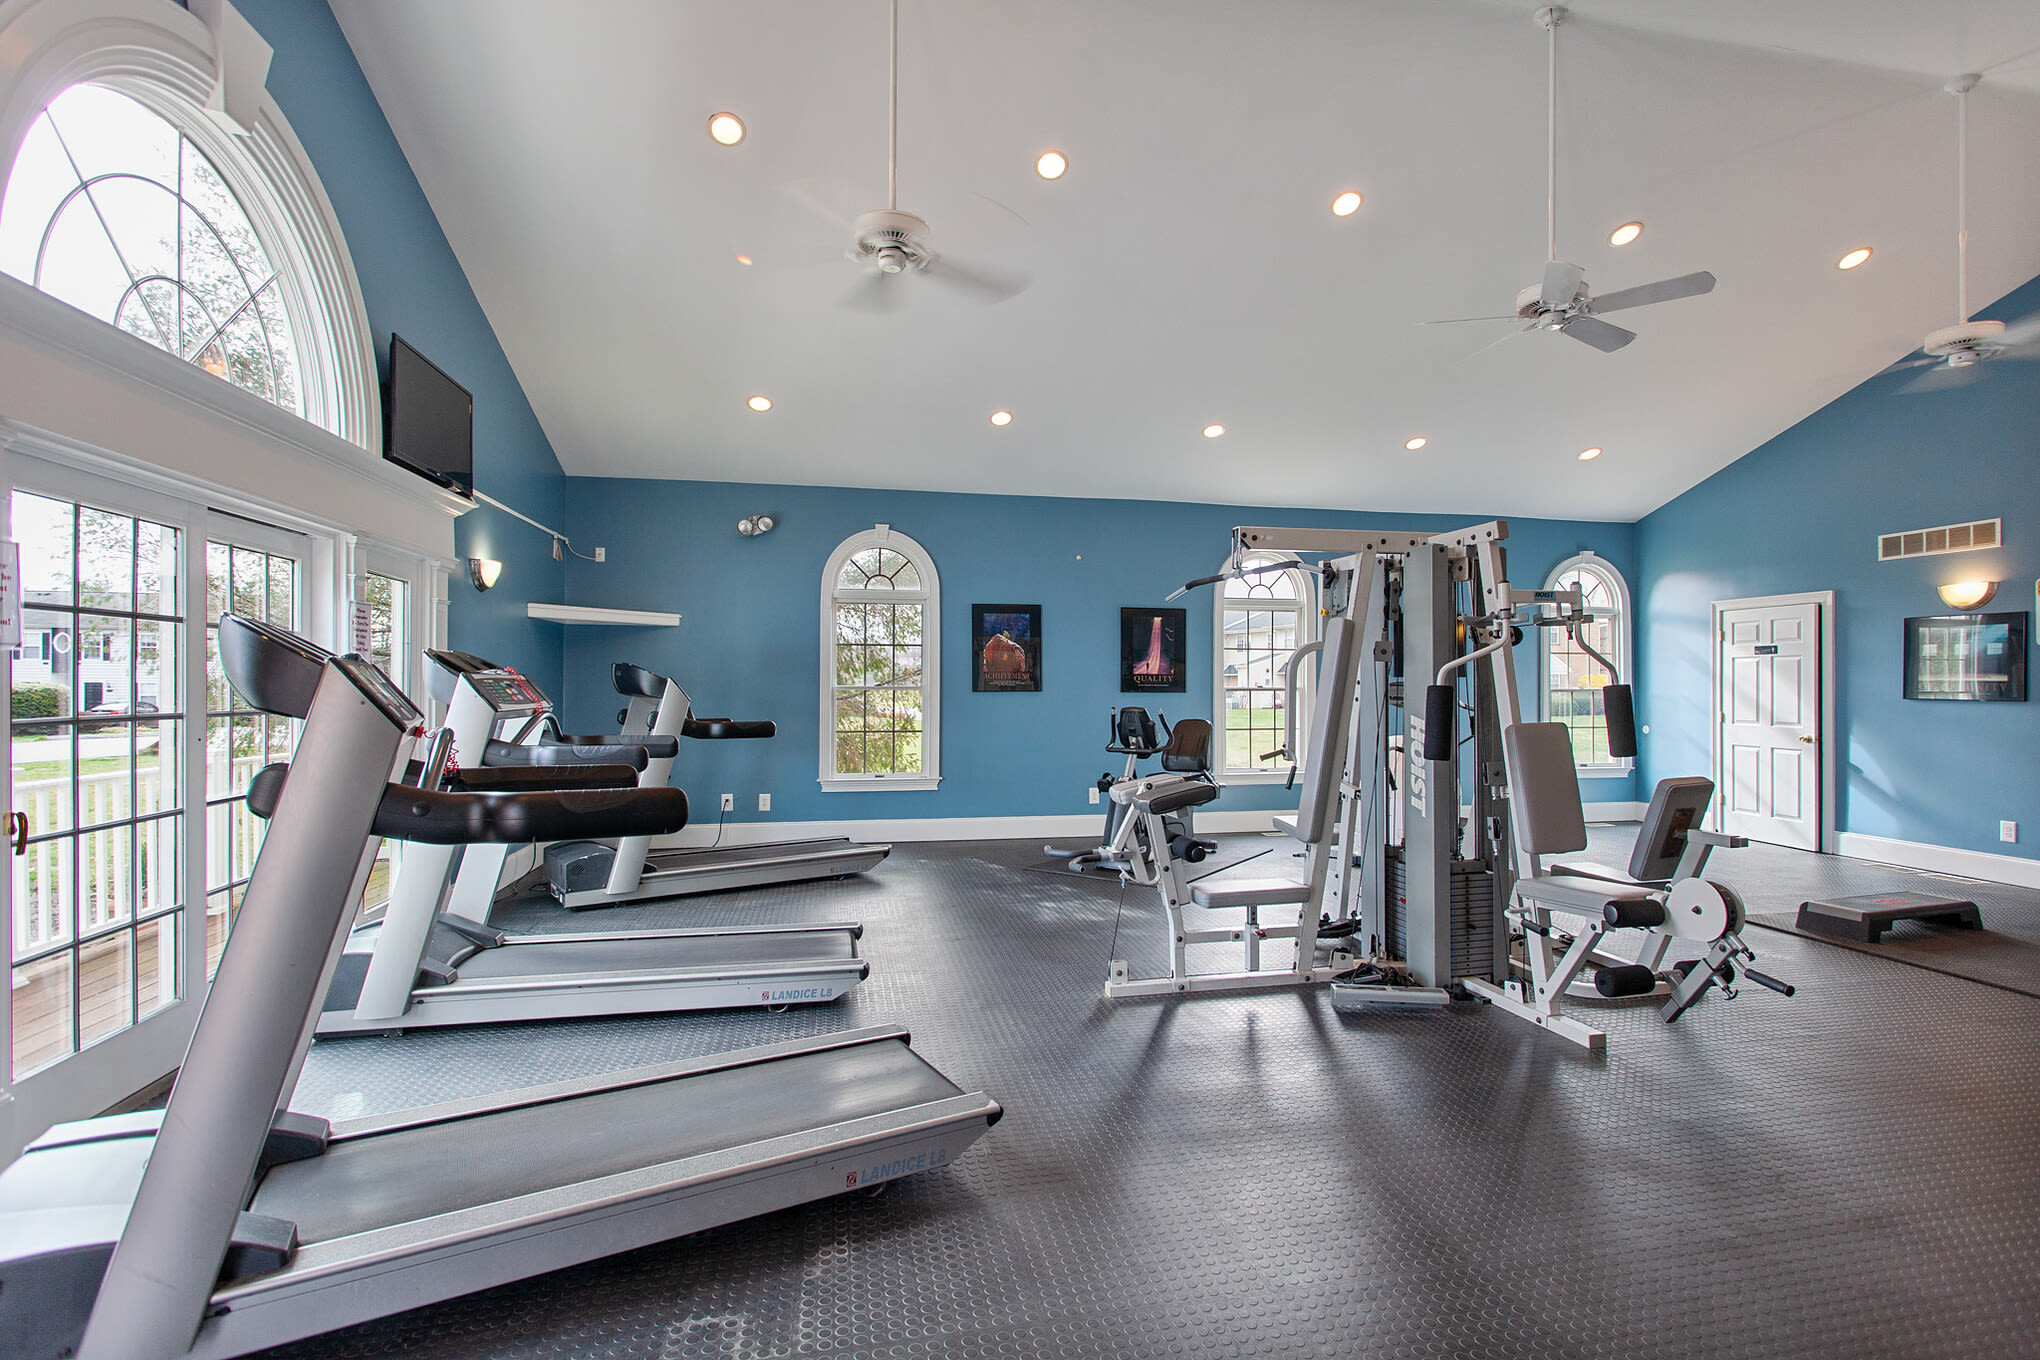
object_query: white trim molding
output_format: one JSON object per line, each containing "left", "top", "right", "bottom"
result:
{"left": 0, "top": 0, "right": 381, "bottom": 450}
{"left": 652, "top": 807, "right": 1287, "bottom": 849}
{"left": 1837, "top": 832, "right": 2040, "bottom": 891}
{"left": 1541, "top": 550, "right": 1634, "bottom": 776}
{"left": 1708, "top": 590, "right": 1839, "bottom": 855}
{"left": 818, "top": 524, "right": 941, "bottom": 792}
{"left": 1212, "top": 550, "right": 1315, "bottom": 781}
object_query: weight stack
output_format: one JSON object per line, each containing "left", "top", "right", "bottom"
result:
{"left": 1385, "top": 846, "right": 1496, "bottom": 981}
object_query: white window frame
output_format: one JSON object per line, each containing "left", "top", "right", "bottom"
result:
{"left": 1539, "top": 551, "right": 1634, "bottom": 777}
{"left": 819, "top": 525, "right": 940, "bottom": 792}
{"left": 1212, "top": 552, "right": 1316, "bottom": 783}
{"left": 0, "top": 0, "right": 380, "bottom": 449}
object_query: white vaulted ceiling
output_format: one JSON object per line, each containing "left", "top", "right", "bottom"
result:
{"left": 331, "top": 0, "right": 2040, "bottom": 520}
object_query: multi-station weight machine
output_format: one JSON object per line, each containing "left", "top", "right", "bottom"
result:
{"left": 1103, "top": 520, "right": 1791, "bottom": 1051}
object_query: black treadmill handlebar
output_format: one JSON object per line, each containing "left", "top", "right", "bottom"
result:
{"left": 682, "top": 716, "right": 776, "bottom": 740}
{"left": 246, "top": 762, "right": 689, "bottom": 843}
{"left": 445, "top": 764, "right": 642, "bottom": 794}
{"left": 485, "top": 738, "right": 651, "bottom": 771}
{"left": 542, "top": 731, "right": 683, "bottom": 758}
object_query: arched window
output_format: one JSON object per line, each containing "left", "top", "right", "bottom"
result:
{"left": 821, "top": 527, "right": 940, "bottom": 791}
{"left": 0, "top": 0, "right": 380, "bottom": 448}
{"left": 1215, "top": 552, "right": 1314, "bottom": 778}
{"left": 1541, "top": 552, "right": 1632, "bottom": 772}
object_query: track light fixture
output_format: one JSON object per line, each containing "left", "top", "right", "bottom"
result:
{"left": 737, "top": 514, "right": 776, "bottom": 538}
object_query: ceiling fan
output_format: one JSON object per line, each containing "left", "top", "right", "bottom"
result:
{"left": 1884, "top": 73, "right": 2040, "bottom": 394}
{"left": 1421, "top": 5, "right": 1716, "bottom": 353}
{"left": 799, "top": 0, "right": 1028, "bottom": 311}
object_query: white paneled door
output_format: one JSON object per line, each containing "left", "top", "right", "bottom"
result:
{"left": 1717, "top": 599, "right": 1821, "bottom": 851}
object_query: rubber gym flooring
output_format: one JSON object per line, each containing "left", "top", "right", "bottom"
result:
{"left": 267, "top": 832, "right": 2040, "bottom": 1359}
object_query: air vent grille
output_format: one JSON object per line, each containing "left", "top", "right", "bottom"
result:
{"left": 1878, "top": 518, "right": 2000, "bottom": 561}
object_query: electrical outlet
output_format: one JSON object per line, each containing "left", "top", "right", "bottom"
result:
{"left": 1088, "top": 786, "right": 1099, "bottom": 804}
{"left": 719, "top": 793, "right": 733, "bottom": 813}
{"left": 2003, "top": 821, "right": 2019, "bottom": 844}
{"left": 758, "top": 793, "right": 771, "bottom": 812}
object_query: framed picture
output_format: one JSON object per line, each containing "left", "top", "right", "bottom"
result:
{"left": 972, "top": 604, "right": 1042, "bottom": 692}
{"left": 1903, "top": 612, "right": 2027, "bottom": 701}
{"left": 1121, "top": 607, "right": 1187, "bottom": 693}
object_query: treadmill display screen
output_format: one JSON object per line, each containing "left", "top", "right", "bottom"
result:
{"left": 468, "top": 669, "right": 548, "bottom": 714}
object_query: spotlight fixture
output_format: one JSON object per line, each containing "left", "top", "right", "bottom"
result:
{"left": 1404, "top": 436, "right": 1427, "bottom": 451}
{"left": 1938, "top": 580, "right": 1996, "bottom": 609}
{"left": 747, "top": 395, "right": 772, "bottom": 412}
{"left": 707, "top": 112, "right": 746, "bottom": 145}
{"left": 1202, "top": 424, "right": 1225, "bottom": 439}
{"left": 467, "top": 557, "right": 502, "bottom": 591}
{"left": 1036, "top": 150, "right": 1067, "bottom": 179}
{"left": 1837, "top": 247, "right": 1873, "bottom": 270}
{"left": 1577, "top": 447, "right": 1603, "bottom": 461}
{"left": 1331, "top": 191, "right": 1363, "bottom": 217}
{"left": 1609, "top": 221, "right": 1643, "bottom": 246}
{"left": 990, "top": 410, "right": 1013, "bottom": 426}
{"left": 737, "top": 514, "right": 777, "bottom": 538}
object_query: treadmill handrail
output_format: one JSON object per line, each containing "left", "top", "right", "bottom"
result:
{"left": 247, "top": 765, "right": 689, "bottom": 843}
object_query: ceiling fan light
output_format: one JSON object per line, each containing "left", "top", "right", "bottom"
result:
{"left": 1608, "top": 221, "right": 1643, "bottom": 246}
{"left": 1331, "top": 191, "right": 1363, "bottom": 217}
{"left": 707, "top": 112, "right": 746, "bottom": 146}
{"left": 1036, "top": 150, "right": 1067, "bottom": 180}
{"left": 1577, "top": 447, "right": 1602, "bottom": 461}
{"left": 1837, "top": 247, "right": 1873, "bottom": 270}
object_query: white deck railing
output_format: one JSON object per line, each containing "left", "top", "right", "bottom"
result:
{"left": 12, "top": 754, "right": 264, "bottom": 956}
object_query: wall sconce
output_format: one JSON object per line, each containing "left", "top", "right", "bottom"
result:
{"left": 1937, "top": 580, "right": 1996, "bottom": 610}
{"left": 468, "top": 557, "right": 503, "bottom": 591}
{"left": 737, "top": 515, "right": 776, "bottom": 537}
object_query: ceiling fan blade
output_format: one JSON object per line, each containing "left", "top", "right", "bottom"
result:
{"left": 1467, "top": 322, "right": 1538, "bottom": 359}
{"left": 1897, "top": 361, "right": 1983, "bottom": 394}
{"left": 1589, "top": 271, "right": 1717, "bottom": 314}
{"left": 1541, "top": 260, "right": 1585, "bottom": 310}
{"left": 1993, "top": 309, "right": 2040, "bottom": 349}
{"left": 1880, "top": 354, "right": 1942, "bottom": 374}
{"left": 1418, "top": 315, "right": 1521, "bottom": 326}
{"left": 1561, "top": 315, "right": 1636, "bottom": 353}
{"left": 841, "top": 269, "right": 901, "bottom": 312}
{"left": 920, "top": 253, "right": 1029, "bottom": 303}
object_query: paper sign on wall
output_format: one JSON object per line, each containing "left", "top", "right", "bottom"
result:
{"left": 0, "top": 541, "right": 19, "bottom": 648}
{"left": 349, "top": 600, "right": 373, "bottom": 655}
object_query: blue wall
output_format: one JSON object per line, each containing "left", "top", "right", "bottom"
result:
{"left": 1636, "top": 273, "right": 2040, "bottom": 862}
{"left": 235, "top": 0, "right": 568, "bottom": 696}
{"left": 560, "top": 479, "right": 1635, "bottom": 825}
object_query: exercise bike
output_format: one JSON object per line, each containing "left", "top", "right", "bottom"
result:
{"left": 1046, "top": 707, "right": 1218, "bottom": 873}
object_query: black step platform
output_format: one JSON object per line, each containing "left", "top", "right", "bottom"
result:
{"left": 1796, "top": 891, "right": 1983, "bottom": 943}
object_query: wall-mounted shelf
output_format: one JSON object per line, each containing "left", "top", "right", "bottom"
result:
{"left": 527, "top": 603, "right": 680, "bottom": 627}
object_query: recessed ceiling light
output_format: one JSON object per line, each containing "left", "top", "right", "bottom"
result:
{"left": 1837, "top": 247, "right": 1873, "bottom": 270}
{"left": 1404, "top": 436, "right": 1427, "bottom": 451}
{"left": 707, "top": 113, "right": 746, "bottom": 146}
{"left": 989, "top": 410, "right": 1013, "bottom": 426}
{"left": 1331, "top": 191, "right": 1363, "bottom": 217}
{"left": 735, "top": 254, "right": 753, "bottom": 266}
{"left": 1608, "top": 221, "right": 1643, "bottom": 246}
{"left": 747, "top": 395, "right": 772, "bottom": 412}
{"left": 1202, "top": 424, "right": 1225, "bottom": 439}
{"left": 1036, "top": 150, "right": 1067, "bottom": 180}
{"left": 1577, "top": 446, "right": 1602, "bottom": 461}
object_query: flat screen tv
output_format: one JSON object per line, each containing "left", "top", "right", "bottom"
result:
{"left": 1903, "top": 612, "right": 2027, "bottom": 701}
{"left": 383, "top": 334, "right": 473, "bottom": 496}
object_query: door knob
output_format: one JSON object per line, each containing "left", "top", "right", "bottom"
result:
{"left": 9, "top": 811, "right": 26, "bottom": 855}
{"left": 1797, "top": 734, "right": 1814, "bottom": 744}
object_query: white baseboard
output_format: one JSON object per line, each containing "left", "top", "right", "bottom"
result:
{"left": 1836, "top": 831, "right": 2040, "bottom": 890}
{"left": 646, "top": 808, "right": 1283, "bottom": 849}
{"left": 1584, "top": 801, "right": 1646, "bottom": 822}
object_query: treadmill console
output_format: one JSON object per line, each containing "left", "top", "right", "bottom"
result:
{"left": 466, "top": 667, "right": 549, "bottom": 717}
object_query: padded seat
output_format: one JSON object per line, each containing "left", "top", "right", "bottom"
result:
{"left": 1517, "top": 872, "right": 1657, "bottom": 917}
{"left": 1190, "top": 880, "right": 1311, "bottom": 909}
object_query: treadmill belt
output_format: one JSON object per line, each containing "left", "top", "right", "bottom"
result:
{"left": 450, "top": 928, "right": 856, "bottom": 982}
{"left": 645, "top": 839, "right": 873, "bottom": 872}
{"left": 253, "top": 1039, "right": 959, "bottom": 1246}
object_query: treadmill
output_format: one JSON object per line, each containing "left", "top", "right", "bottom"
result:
{"left": 264, "top": 642, "right": 870, "bottom": 1034}
{"left": 544, "top": 662, "right": 890, "bottom": 910}
{"left": 0, "top": 621, "right": 1001, "bottom": 1360}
